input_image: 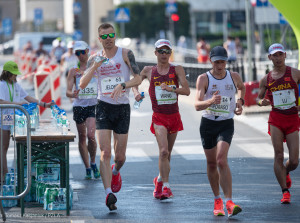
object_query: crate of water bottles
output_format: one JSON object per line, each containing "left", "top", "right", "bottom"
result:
{"left": 50, "top": 104, "right": 70, "bottom": 135}
{"left": 43, "top": 186, "right": 73, "bottom": 210}
{"left": 1, "top": 185, "right": 18, "bottom": 207}
{"left": 36, "top": 175, "right": 60, "bottom": 204}
{"left": 1, "top": 169, "right": 18, "bottom": 207}
{"left": 12, "top": 103, "right": 40, "bottom": 135}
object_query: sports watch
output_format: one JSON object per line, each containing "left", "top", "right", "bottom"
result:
{"left": 121, "top": 82, "right": 126, "bottom": 90}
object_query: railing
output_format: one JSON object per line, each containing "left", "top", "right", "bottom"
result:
{"left": 136, "top": 56, "right": 298, "bottom": 88}
{"left": 0, "top": 105, "right": 31, "bottom": 221}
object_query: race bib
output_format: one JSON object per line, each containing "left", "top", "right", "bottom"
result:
{"left": 206, "top": 96, "right": 230, "bottom": 117}
{"left": 76, "top": 76, "right": 98, "bottom": 99}
{"left": 155, "top": 85, "right": 177, "bottom": 105}
{"left": 273, "top": 89, "right": 296, "bottom": 110}
{"left": 101, "top": 76, "right": 125, "bottom": 96}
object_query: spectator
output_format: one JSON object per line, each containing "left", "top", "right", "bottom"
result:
{"left": 223, "top": 36, "right": 237, "bottom": 63}
{"left": 35, "top": 41, "right": 50, "bottom": 58}
{"left": 23, "top": 41, "right": 33, "bottom": 53}
{"left": 51, "top": 38, "right": 66, "bottom": 64}
{"left": 60, "top": 41, "right": 78, "bottom": 77}
{"left": 197, "top": 38, "right": 210, "bottom": 63}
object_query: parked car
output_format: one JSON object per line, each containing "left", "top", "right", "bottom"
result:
{"left": 0, "top": 39, "right": 14, "bottom": 55}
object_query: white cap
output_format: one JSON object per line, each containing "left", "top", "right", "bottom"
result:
{"left": 73, "top": 41, "right": 89, "bottom": 51}
{"left": 154, "top": 39, "right": 172, "bottom": 49}
{"left": 268, "top": 43, "right": 285, "bottom": 55}
{"left": 67, "top": 41, "right": 74, "bottom": 49}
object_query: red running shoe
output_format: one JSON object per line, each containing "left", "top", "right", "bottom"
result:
{"left": 160, "top": 186, "right": 173, "bottom": 200}
{"left": 111, "top": 164, "right": 122, "bottom": 193}
{"left": 286, "top": 173, "right": 292, "bottom": 189}
{"left": 281, "top": 191, "right": 291, "bottom": 204}
{"left": 226, "top": 200, "right": 242, "bottom": 217}
{"left": 213, "top": 198, "right": 225, "bottom": 216}
{"left": 106, "top": 193, "right": 117, "bottom": 211}
{"left": 153, "top": 176, "right": 163, "bottom": 199}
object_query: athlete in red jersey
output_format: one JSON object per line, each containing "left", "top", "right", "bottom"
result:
{"left": 257, "top": 43, "right": 300, "bottom": 204}
{"left": 138, "top": 39, "right": 190, "bottom": 199}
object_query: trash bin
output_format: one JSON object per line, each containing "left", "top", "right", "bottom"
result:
{"left": 244, "top": 81, "right": 259, "bottom": 106}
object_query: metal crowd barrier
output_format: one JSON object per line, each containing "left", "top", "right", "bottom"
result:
{"left": 0, "top": 105, "right": 31, "bottom": 222}
{"left": 137, "top": 57, "right": 298, "bottom": 87}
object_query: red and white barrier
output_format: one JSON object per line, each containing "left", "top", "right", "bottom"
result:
{"left": 49, "top": 63, "right": 61, "bottom": 106}
{"left": 34, "top": 66, "right": 53, "bottom": 118}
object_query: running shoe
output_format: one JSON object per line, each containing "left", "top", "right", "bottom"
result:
{"left": 281, "top": 191, "right": 291, "bottom": 204}
{"left": 286, "top": 173, "right": 292, "bottom": 189}
{"left": 160, "top": 186, "right": 173, "bottom": 200}
{"left": 153, "top": 176, "right": 163, "bottom": 199}
{"left": 111, "top": 164, "right": 122, "bottom": 193}
{"left": 85, "top": 168, "right": 92, "bottom": 180}
{"left": 214, "top": 198, "right": 225, "bottom": 216}
{"left": 91, "top": 163, "right": 101, "bottom": 179}
{"left": 106, "top": 193, "right": 117, "bottom": 211}
{"left": 226, "top": 200, "right": 242, "bottom": 217}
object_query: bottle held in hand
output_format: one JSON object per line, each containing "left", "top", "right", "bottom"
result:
{"left": 133, "top": 92, "right": 145, "bottom": 109}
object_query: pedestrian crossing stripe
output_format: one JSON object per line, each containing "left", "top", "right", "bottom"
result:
{"left": 6, "top": 142, "right": 288, "bottom": 166}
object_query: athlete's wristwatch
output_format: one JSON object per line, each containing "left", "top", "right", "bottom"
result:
{"left": 237, "top": 98, "right": 244, "bottom": 106}
{"left": 172, "top": 86, "right": 176, "bottom": 92}
{"left": 121, "top": 82, "right": 126, "bottom": 90}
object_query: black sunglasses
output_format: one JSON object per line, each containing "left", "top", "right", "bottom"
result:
{"left": 99, "top": 33, "right": 115, "bottom": 40}
{"left": 75, "top": 50, "right": 86, "bottom": 56}
{"left": 157, "top": 48, "right": 172, "bottom": 55}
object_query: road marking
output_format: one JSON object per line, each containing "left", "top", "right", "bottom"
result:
{"left": 122, "top": 148, "right": 152, "bottom": 162}
{"left": 236, "top": 142, "right": 289, "bottom": 158}
{"left": 234, "top": 116, "right": 268, "bottom": 135}
{"left": 173, "top": 146, "right": 206, "bottom": 160}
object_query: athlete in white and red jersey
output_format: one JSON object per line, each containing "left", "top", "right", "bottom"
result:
{"left": 80, "top": 23, "right": 142, "bottom": 211}
{"left": 139, "top": 39, "right": 190, "bottom": 200}
{"left": 257, "top": 43, "right": 300, "bottom": 204}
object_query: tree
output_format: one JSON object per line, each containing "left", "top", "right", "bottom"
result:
{"left": 116, "top": 1, "right": 190, "bottom": 40}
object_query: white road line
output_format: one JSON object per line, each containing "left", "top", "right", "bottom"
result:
{"left": 173, "top": 146, "right": 205, "bottom": 160}
{"left": 234, "top": 115, "right": 268, "bottom": 135}
{"left": 124, "top": 148, "right": 152, "bottom": 162}
{"left": 236, "top": 142, "right": 289, "bottom": 158}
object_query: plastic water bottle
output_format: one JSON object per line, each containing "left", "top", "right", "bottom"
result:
{"left": 61, "top": 115, "right": 68, "bottom": 135}
{"left": 133, "top": 92, "right": 144, "bottom": 109}
{"left": 95, "top": 55, "right": 109, "bottom": 64}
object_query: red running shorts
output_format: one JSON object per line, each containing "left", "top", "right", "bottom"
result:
{"left": 150, "top": 112, "right": 183, "bottom": 135}
{"left": 268, "top": 110, "right": 300, "bottom": 139}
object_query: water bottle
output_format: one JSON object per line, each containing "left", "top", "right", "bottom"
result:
{"left": 133, "top": 92, "right": 144, "bottom": 109}
{"left": 61, "top": 116, "right": 68, "bottom": 135}
{"left": 8, "top": 185, "right": 17, "bottom": 207}
{"left": 95, "top": 55, "right": 109, "bottom": 64}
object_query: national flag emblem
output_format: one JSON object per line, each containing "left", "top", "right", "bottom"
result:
{"left": 169, "top": 73, "right": 175, "bottom": 78}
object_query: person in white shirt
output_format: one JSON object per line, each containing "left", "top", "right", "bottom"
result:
{"left": 0, "top": 61, "right": 54, "bottom": 183}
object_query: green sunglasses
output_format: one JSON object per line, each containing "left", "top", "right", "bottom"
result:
{"left": 99, "top": 33, "right": 115, "bottom": 40}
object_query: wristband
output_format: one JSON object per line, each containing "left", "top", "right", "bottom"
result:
{"left": 44, "top": 102, "right": 46, "bottom": 108}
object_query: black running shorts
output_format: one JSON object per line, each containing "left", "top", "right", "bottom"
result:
{"left": 73, "top": 105, "right": 96, "bottom": 124}
{"left": 96, "top": 100, "right": 130, "bottom": 134}
{"left": 199, "top": 117, "right": 234, "bottom": 149}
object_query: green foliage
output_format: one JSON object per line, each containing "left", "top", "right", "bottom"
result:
{"left": 116, "top": 1, "right": 190, "bottom": 39}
